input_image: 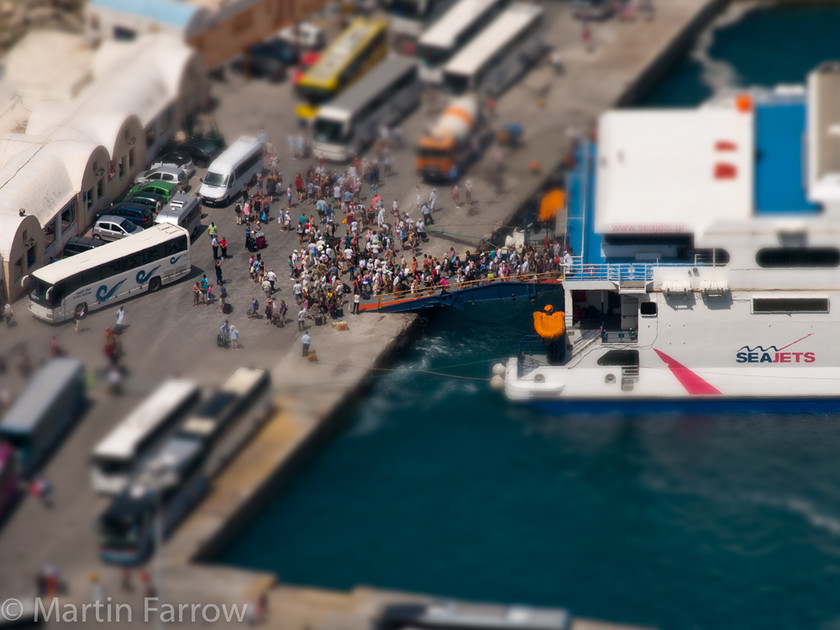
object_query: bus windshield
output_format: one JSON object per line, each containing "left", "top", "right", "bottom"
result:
{"left": 417, "top": 44, "right": 450, "bottom": 65}
{"left": 99, "top": 515, "right": 139, "bottom": 549}
{"left": 392, "top": 0, "right": 426, "bottom": 18}
{"left": 29, "top": 277, "right": 53, "bottom": 307}
{"left": 297, "top": 85, "right": 335, "bottom": 107}
{"left": 313, "top": 119, "right": 347, "bottom": 144}
{"left": 443, "top": 73, "right": 470, "bottom": 95}
{"left": 418, "top": 147, "right": 451, "bottom": 159}
{"left": 92, "top": 456, "right": 132, "bottom": 476}
{"left": 203, "top": 171, "right": 228, "bottom": 188}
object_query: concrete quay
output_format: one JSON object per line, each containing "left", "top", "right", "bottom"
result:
{"left": 0, "top": 0, "right": 736, "bottom": 628}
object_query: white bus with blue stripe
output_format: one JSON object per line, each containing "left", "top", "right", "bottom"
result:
{"left": 28, "top": 223, "right": 191, "bottom": 323}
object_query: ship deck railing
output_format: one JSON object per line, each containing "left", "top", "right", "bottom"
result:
{"left": 517, "top": 335, "right": 550, "bottom": 377}
{"left": 563, "top": 259, "right": 715, "bottom": 283}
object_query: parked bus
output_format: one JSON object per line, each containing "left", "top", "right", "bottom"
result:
{"left": 312, "top": 56, "right": 421, "bottom": 162}
{"left": 28, "top": 223, "right": 191, "bottom": 324}
{"left": 295, "top": 18, "right": 388, "bottom": 123}
{"left": 198, "top": 135, "right": 265, "bottom": 207}
{"left": 0, "top": 358, "right": 86, "bottom": 477}
{"left": 416, "top": 0, "right": 509, "bottom": 84}
{"left": 0, "top": 443, "right": 20, "bottom": 522}
{"left": 90, "top": 379, "right": 201, "bottom": 495}
{"left": 98, "top": 368, "right": 271, "bottom": 565}
{"left": 179, "top": 367, "right": 269, "bottom": 441}
{"left": 98, "top": 435, "right": 208, "bottom": 566}
{"left": 441, "top": 2, "right": 544, "bottom": 97}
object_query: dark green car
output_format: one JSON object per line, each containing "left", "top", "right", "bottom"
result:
{"left": 127, "top": 181, "right": 179, "bottom": 204}
{"left": 124, "top": 191, "right": 164, "bottom": 210}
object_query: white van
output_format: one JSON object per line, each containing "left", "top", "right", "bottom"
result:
{"left": 155, "top": 194, "right": 202, "bottom": 238}
{"left": 199, "top": 136, "right": 265, "bottom": 207}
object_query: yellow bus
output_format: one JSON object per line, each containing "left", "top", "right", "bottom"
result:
{"left": 295, "top": 18, "right": 388, "bottom": 122}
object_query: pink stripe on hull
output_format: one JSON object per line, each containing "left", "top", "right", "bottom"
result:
{"left": 654, "top": 349, "right": 722, "bottom": 396}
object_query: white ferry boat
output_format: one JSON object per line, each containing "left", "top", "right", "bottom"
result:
{"left": 497, "top": 64, "right": 840, "bottom": 413}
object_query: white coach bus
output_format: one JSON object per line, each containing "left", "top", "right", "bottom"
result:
{"left": 28, "top": 223, "right": 191, "bottom": 323}
{"left": 416, "top": 0, "right": 508, "bottom": 84}
{"left": 90, "top": 379, "right": 200, "bottom": 495}
{"left": 312, "top": 56, "right": 421, "bottom": 162}
{"left": 441, "top": 2, "right": 544, "bottom": 98}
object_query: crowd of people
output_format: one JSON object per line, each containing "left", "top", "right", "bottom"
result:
{"left": 213, "top": 145, "right": 566, "bottom": 352}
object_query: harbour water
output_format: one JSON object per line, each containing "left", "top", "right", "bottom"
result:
{"left": 220, "top": 5, "right": 840, "bottom": 629}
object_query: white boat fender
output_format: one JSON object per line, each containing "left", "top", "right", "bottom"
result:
{"left": 490, "top": 374, "right": 505, "bottom": 390}
{"left": 492, "top": 363, "right": 506, "bottom": 377}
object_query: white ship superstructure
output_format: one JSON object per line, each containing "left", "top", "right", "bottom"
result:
{"left": 499, "top": 64, "right": 840, "bottom": 412}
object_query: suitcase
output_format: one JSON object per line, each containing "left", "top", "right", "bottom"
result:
{"left": 217, "top": 332, "right": 227, "bottom": 348}
{"left": 315, "top": 314, "right": 325, "bottom": 326}
{"left": 256, "top": 236, "right": 267, "bottom": 249}
{"left": 223, "top": 302, "right": 232, "bottom": 314}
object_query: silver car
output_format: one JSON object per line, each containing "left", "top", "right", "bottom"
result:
{"left": 92, "top": 215, "right": 143, "bottom": 242}
{"left": 150, "top": 151, "right": 196, "bottom": 179}
{"left": 133, "top": 165, "right": 189, "bottom": 189}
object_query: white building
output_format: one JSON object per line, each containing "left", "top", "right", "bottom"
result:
{"left": 0, "top": 30, "right": 206, "bottom": 303}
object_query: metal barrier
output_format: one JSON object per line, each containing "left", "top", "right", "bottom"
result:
{"left": 371, "top": 271, "right": 563, "bottom": 308}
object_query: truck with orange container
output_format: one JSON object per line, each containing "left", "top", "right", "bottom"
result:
{"left": 416, "top": 95, "right": 480, "bottom": 181}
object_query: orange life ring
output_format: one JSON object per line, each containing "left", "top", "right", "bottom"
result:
{"left": 585, "top": 264, "right": 597, "bottom": 276}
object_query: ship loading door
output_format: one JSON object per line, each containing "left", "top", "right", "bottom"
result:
{"left": 620, "top": 295, "right": 638, "bottom": 332}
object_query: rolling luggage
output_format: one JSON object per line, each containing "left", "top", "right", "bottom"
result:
{"left": 217, "top": 332, "right": 227, "bottom": 348}
{"left": 223, "top": 302, "right": 232, "bottom": 315}
{"left": 315, "top": 314, "right": 325, "bottom": 326}
{"left": 255, "top": 232, "right": 267, "bottom": 249}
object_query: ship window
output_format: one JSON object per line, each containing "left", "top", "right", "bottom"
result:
{"left": 752, "top": 298, "right": 829, "bottom": 313}
{"left": 640, "top": 302, "right": 657, "bottom": 316}
{"left": 597, "top": 350, "right": 639, "bottom": 366}
{"left": 756, "top": 247, "right": 840, "bottom": 268}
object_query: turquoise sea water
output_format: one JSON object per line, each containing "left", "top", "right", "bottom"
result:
{"left": 219, "top": 6, "right": 840, "bottom": 629}
{"left": 641, "top": 3, "right": 840, "bottom": 107}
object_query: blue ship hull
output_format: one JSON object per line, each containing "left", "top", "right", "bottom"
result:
{"left": 532, "top": 397, "right": 840, "bottom": 416}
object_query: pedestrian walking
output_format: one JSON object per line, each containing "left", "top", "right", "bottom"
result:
{"left": 262, "top": 278, "right": 272, "bottom": 300}
{"left": 208, "top": 222, "right": 218, "bottom": 240}
{"left": 207, "top": 284, "right": 214, "bottom": 305}
{"left": 219, "top": 284, "right": 228, "bottom": 313}
{"left": 193, "top": 281, "right": 201, "bottom": 306}
{"left": 3, "top": 302, "right": 12, "bottom": 326}
{"left": 219, "top": 320, "right": 230, "bottom": 347}
{"left": 211, "top": 235, "right": 220, "bottom": 260}
{"left": 219, "top": 236, "right": 229, "bottom": 259}
{"left": 31, "top": 476, "right": 52, "bottom": 507}
{"left": 89, "top": 572, "right": 104, "bottom": 603}
{"left": 428, "top": 188, "right": 437, "bottom": 213}
{"left": 215, "top": 259, "right": 224, "bottom": 285}
{"left": 582, "top": 19, "right": 593, "bottom": 52}
{"left": 353, "top": 291, "right": 361, "bottom": 314}
{"left": 264, "top": 298, "right": 274, "bottom": 325}
{"left": 301, "top": 330, "right": 311, "bottom": 357}
{"left": 200, "top": 274, "right": 209, "bottom": 304}
{"left": 115, "top": 306, "right": 126, "bottom": 334}
{"left": 229, "top": 325, "right": 239, "bottom": 349}
{"left": 421, "top": 202, "right": 433, "bottom": 225}
{"left": 121, "top": 568, "right": 132, "bottom": 592}
{"left": 465, "top": 179, "right": 473, "bottom": 206}
{"left": 298, "top": 307, "right": 312, "bottom": 330}
{"left": 451, "top": 183, "right": 461, "bottom": 208}
{"left": 267, "top": 268, "right": 277, "bottom": 292}
{"left": 73, "top": 306, "right": 84, "bottom": 333}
